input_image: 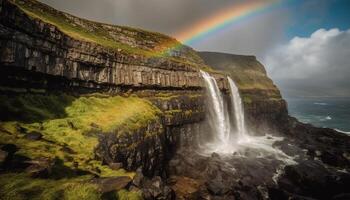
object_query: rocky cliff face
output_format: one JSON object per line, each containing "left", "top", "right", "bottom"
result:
{"left": 1, "top": 1, "right": 349, "bottom": 200}
{"left": 0, "top": 0, "right": 228, "bottom": 91}
{"left": 199, "top": 52, "right": 288, "bottom": 133}
{"left": 0, "top": 0, "right": 221, "bottom": 181}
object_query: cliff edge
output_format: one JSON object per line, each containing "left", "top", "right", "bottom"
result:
{"left": 199, "top": 51, "right": 288, "bottom": 132}
{"left": 0, "top": 0, "right": 350, "bottom": 200}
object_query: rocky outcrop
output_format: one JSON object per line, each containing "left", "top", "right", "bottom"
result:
{"left": 0, "top": 0, "right": 227, "bottom": 181}
{"left": 0, "top": 0, "right": 228, "bottom": 91}
{"left": 199, "top": 51, "right": 288, "bottom": 133}
{"left": 96, "top": 90, "right": 204, "bottom": 177}
{"left": 1, "top": 1, "right": 350, "bottom": 200}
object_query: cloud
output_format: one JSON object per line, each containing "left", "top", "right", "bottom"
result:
{"left": 263, "top": 28, "right": 350, "bottom": 98}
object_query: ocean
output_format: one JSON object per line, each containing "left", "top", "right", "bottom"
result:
{"left": 286, "top": 98, "right": 350, "bottom": 134}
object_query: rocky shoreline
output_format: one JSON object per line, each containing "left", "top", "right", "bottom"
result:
{"left": 166, "top": 118, "right": 350, "bottom": 200}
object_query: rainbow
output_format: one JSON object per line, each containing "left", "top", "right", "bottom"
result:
{"left": 155, "top": 0, "right": 284, "bottom": 56}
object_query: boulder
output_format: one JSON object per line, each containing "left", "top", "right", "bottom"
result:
{"left": 132, "top": 168, "right": 145, "bottom": 187}
{"left": 332, "top": 193, "right": 350, "bottom": 200}
{"left": 25, "top": 157, "right": 54, "bottom": 177}
{"left": 93, "top": 176, "right": 132, "bottom": 193}
{"left": 277, "top": 160, "right": 350, "bottom": 199}
{"left": 25, "top": 131, "right": 43, "bottom": 140}
{"left": 142, "top": 176, "right": 175, "bottom": 200}
{"left": 206, "top": 179, "right": 231, "bottom": 196}
{"left": 170, "top": 176, "right": 201, "bottom": 199}
{"left": 0, "top": 149, "right": 8, "bottom": 165}
{"left": 109, "top": 162, "right": 123, "bottom": 170}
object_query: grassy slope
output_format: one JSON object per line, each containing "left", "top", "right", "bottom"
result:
{"left": 0, "top": 173, "right": 142, "bottom": 200}
{"left": 0, "top": 93, "right": 159, "bottom": 199}
{"left": 9, "top": 0, "right": 209, "bottom": 70}
{"left": 198, "top": 52, "right": 283, "bottom": 103}
{"left": 0, "top": 173, "right": 100, "bottom": 200}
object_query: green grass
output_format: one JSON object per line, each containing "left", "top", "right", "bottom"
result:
{"left": 11, "top": 0, "right": 168, "bottom": 56}
{"left": 0, "top": 93, "right": 161, "bottom": 177}
{"left": 0, "top": 93, "right": 74, "bottom": 122}
{"left": 117, "top": 189, "right": 142, "bottom": 200}
{"left": 0, "top": 173, "right": 101, "bottom": 200}
{"left": 0, "top": 93, "right": 160, "bottom": 198}
{"left": 10, "top": 0, "right": 212, "bottom": 71}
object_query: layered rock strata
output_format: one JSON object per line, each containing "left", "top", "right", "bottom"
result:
{"left": 0, "top": 0, "right": 217, "bottom": 179}
{"left": 199, "top": 52, "right": 288, "bottom": 133}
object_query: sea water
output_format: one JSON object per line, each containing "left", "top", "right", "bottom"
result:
{"left": 287, "top": 98, "right": 350, "bottom": 133}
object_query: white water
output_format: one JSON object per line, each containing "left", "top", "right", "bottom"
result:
{"left": 199, "top": 71, "right": 297, "bottom": 166}
{"left": 228, "top": 77, "right": 249, "bottom": 142}
{"left": 200, "top": 71, "right": 230, "bottom": 144}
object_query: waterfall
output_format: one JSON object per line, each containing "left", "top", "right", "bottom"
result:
{"left": 227, "top": 77, "right": 249, "bottom": 140}
{"left": 200, "top": 71, "right": 230, "bottom": 144}
{"left": 200, "top": 70, "right": 250, "bottom": 153}
{"left": 199, "top": 71, "right": 296, "bottom": 166}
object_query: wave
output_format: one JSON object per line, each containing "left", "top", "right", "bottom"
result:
{"left": 335, "top": 129, "right": 350, "bottom": 134}
{"left": 320, "top": 116, "right": 332, "bottom": 121}
{"left": 313, "top": 102, "right": 328, "bottom": 106}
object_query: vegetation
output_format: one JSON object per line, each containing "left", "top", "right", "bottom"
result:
{"left": 10, "top": 0, "right": 212, "bottom": 70}
{"left": 0, "top": 93, "right": 160, "bottom": 177}
{"left": 0, "top": 93, "right": 162, "bottom": 199}
{"left": 0, "top": 173, "right": 100, "bottom": 200}
{"left": 0, "top": 173, "right": 143, "bottom": 200}
{"left": 11, "top": 0, "right": 171, "bottom": 52}
{"left": 117, "top": 189, "right": 142, "bottom": 200}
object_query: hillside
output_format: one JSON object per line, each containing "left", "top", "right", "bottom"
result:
{"left": 4, "top": 0, "right": 207, "bottom": 68}
{"left": 1, "top": 0, "right": 350, "bottom": 200}
{"left": 0, "top": 0, "right": 224, "bottom": 198}
{"left": 199, "top": 51, "right": 287, "bottom": 131}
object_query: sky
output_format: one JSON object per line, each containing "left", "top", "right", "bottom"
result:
{"left": 39, "top": 0, "right": 350, "bottom": 98}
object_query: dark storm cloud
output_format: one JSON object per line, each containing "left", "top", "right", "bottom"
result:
{"left": 38, "top": 0, "right": 289, "bottom": 57}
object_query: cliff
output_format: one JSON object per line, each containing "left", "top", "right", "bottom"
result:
{"left": 199, "top": 51, "right": 288, "bottom": 132}
{"left": 1, "top": 0, "right": 349, "bottom": 200}
{"left": 0, "top": 0, "right": 225, "bottom": 198}
{"left": 0, "top": 0, "right": 228, "bottom": 91}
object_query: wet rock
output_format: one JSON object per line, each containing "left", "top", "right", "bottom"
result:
{"left": 268, "top": 187, "right": 289, "bottom": 200}
{"left": 169, "top": 176, "right": 201, "bottom": 200}
{"left": 142, "top": 176, "right": 175, "bottom": 200}
{"left": 211, "top": 152, "right": 220, "bottom": 159}
{"left": 132, "top": 168, "right": 144, "bottom": 187}
{"left": 273, "top": 140, "right": 302, "bottom": 157}
{"left": 25, "top": 131, "right": 43, "bottom": 140}
{"left": 277, "top": 160, "right": 350, "bottom": 199}
{"left": 332, "top": 193, "right": 350, "bottom": 200}
{"left": 25, "top": 157, "right": 54, "bottom": 177}
{"left": 93, "top": 176, "right": 132, "bottom": 193}
{"left": 0, "top": 149, "right": 8, "bottom": 165}
{"left": 320, "top": 151, "right": 349, "bottom": 168}
{"left": 109, "top": 162, "right": 123, "bottom": 170}
{"left": 206, "top": 179, "right": 231, "bottom": 196}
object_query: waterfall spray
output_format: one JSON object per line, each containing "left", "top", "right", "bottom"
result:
{"left": 200, "top": 71, "right": 251, "bottom": 153}
{"left": 227, "top": 77, "right": 250, "bottom": 142}
{"left": 200, "top": 70, "right": 230, "bottom": 144}
{"left": 199, "top": 71, "right": 296, "bottom": 168}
